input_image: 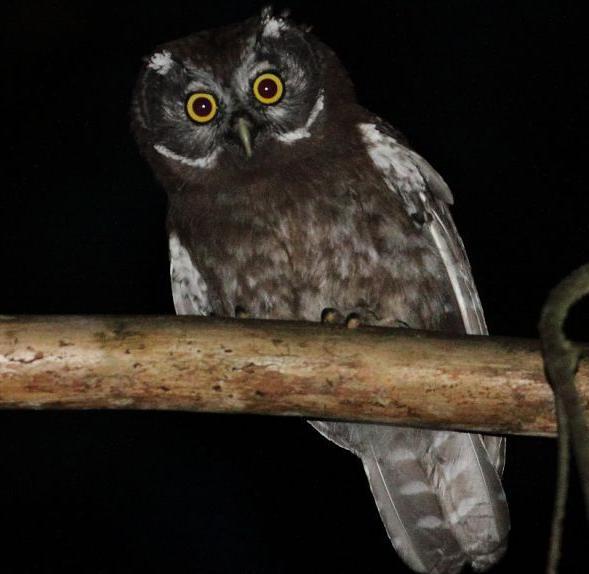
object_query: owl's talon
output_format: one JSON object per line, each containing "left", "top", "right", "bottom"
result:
{"left": 321, "top": 307, "right": 342, "bottom": 324}
{"left": 235, "top": 305, "right": 250, "bottom": 319}
{"left": 345, "top": 313, "right": 362, "bottom": 329}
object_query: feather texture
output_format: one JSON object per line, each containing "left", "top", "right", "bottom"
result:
{"left": 314, "top": 122, "right": 510, "bottom": 572}
{"left": 169, "top": 233, "right": 211, "bottom": 316}
{"left": 136, "top": 16, "right": 510, "bottom": 571}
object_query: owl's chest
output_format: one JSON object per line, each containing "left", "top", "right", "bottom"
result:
{"left": 183, "top": 176, "right": 434, "bottom": 321}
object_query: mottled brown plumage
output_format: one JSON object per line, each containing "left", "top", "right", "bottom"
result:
{"left": 132, "top": 8, "right": 509, "bottom": 572}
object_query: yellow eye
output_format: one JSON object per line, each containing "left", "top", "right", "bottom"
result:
{"left": 252, "top": 72, "right": 284, "bottom": 105}
{"left": 186, "top": 92, "right": 218, "bottom": 123}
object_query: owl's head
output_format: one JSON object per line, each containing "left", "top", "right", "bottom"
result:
{"left": 132, "top": 8, "right": 355, "bottom": 178}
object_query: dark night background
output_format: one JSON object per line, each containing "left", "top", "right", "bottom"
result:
{"left": 3, "top": 1, "right": 588, "bottom": 573}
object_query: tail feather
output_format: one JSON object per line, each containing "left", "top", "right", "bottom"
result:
{"left": 420, "top": 431, "right": 509, "bottom": 569}
{"left": 361, "top": 449, "right": 428, "bottom": 573}
{"left": 311, "top": 421, "right": 509, "bottom": 574}
{"left": 482, "top": 435, "right": 506, "bottom": 478}
{"left": 362, "top": 435, "right": 466, "bottom": 574}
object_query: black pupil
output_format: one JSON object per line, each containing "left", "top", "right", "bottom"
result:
{"left": 193, "top": 97, "right": 212, "bottom": 116}
{"left": 259, "top": 78, "right": 278, "bottom": 99}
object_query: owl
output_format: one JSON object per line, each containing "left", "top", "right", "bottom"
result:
{"left": 131, "top": 8, "right": 509, "bottom": 573}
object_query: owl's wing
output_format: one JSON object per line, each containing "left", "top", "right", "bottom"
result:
{"left": 361, "top": 119, "right": 489, "bottom": 336}
{"left": 169, "top": 233, "right": 212, "bottom": 315}
{"left": 311, "top": 121, "right": 509, "bottom": 573}
{"left": 361, "top": 119, "right": 505, "bottom": 475}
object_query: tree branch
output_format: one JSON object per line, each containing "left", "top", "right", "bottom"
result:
{"left": 1, "top": 315, "right": 588, "bottom": 436}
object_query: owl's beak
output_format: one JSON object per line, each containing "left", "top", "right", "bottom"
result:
{"left": 234, "top": 116, "right": 253, "bottom": 158}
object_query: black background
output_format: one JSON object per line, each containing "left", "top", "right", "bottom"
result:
{"left": 3, "top": 1, "right": 588, "bottom": 572}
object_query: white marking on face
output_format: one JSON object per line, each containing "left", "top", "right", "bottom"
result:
{"left": 147, "top": 51, "right": 174, "bottom": 75}
{"left": 233, "top": 56, "right": 273, "bottom": 104}
{"left": 154, "top": 144, "right": 220, "bottom": 169}
{"left": 249, "top": 60, "right": 274, "bottom": 77}
{"left": 276, "top": 92, "right": 325, "bottom": 143}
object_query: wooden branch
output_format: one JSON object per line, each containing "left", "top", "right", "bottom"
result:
{"left": 1, "top": 315, "right": 588, "bottom": 436}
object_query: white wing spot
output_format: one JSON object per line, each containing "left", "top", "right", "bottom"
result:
{"left": 417, "top": 516, "right": 443, "bottom": 529}
{"left": 444, "top": 457, "right": 470, "bottom": 481}
{"left": 358, "top": 123, "right": 422, "bottom": 188}
{"left": 390, "top": 448, "right": 418, "bottom": 463}
{"left": 457, "top": 497, "right": 481, "bottom": 518}
{"left": 399, "top": 481, "right": 430, "bottom": 495}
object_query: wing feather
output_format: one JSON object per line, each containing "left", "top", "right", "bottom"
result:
{"left": 359, "top": 120, "right": 506, "bottom": 475}
{"left": 311, "top": 122, "right": 512, "bottom": 573}
{"left": 167, "top": 122, "right": 509, "bottom": 574}
{"left": 169, "top": 233, "right": 212, "bottom": 316}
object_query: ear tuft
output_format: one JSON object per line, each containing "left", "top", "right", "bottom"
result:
{"left": 259, "top": 5, "right": 290, "bottom": 39}
{"left": 144, "top": 50, "right": 175, "bottom": 76}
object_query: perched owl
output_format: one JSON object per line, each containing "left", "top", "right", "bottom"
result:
{"left": 132, "top": 8, "right": 509, "bottom": 573}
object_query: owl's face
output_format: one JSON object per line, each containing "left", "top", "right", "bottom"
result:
{"left": 132, "top": 9, "right": 352, "bottom": 174}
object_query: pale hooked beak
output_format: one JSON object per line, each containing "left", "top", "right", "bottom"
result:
{"left": 235, "top": 116, "right": 253, "bottom": 158}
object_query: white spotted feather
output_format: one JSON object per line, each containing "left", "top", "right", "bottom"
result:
{"left": 169, "top": 233, "right": 211, "bottom": 315}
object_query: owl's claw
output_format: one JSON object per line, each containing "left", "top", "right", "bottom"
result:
{"left": 345, "top": 313, "right": 362, "bottom": 329}
{"left": 321, "top": 307, "right": 343, "bottom": 324}
{"left": 321, "top": 307, "right": 364, "bottom": 328}
{"left": 235, "top": 305, "right": 250, "bottom": 319}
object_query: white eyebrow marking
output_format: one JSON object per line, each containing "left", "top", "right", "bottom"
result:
{"left": 153, "top": 144, "right": 220, "bottom": 169}
{"left": 276, "top": 92, "right": 325, "bottom": 143}
{"left": 147, "top": 50, "right": 174, "bottom": 75}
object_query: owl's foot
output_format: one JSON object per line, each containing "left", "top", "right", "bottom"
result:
{"left": 320, "top": 306, "right": 412, "bottom": 329}
{"left": 345, "top": 313, "right": 362, "bottom": 330}
{"left": 234, "top": 305, "right": 250, "bottom": 319}
{"left": 320, "top": 307, "right": 378, "bottom": 329}
{"left": 320, "top": 307, "right": 343, "bottom": 324}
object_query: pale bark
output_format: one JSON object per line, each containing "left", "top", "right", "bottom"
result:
{"left": 1, "top": 315, "right": 587, "bottom": 436}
